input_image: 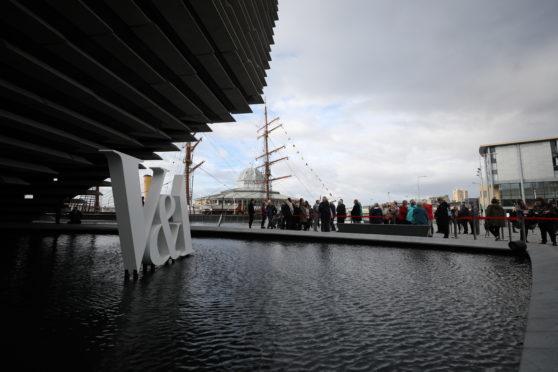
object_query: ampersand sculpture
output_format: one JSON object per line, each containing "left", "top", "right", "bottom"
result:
{"left": 101, "top": 150, "right": 194, "bottom": 279}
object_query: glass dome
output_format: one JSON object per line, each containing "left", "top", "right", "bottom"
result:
{"left": 236, "top": 168, "right": 264, "bottom": 190}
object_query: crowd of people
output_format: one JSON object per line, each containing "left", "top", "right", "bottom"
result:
{"left": 246, "top": 196, "right": 557, "bottom": 245}
{"left": 247, "top": 197, "right": 444, "bottom": 235}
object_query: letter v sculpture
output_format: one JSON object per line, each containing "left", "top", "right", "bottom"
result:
{"left": 101, "top": 150, "right": 194, "bottom": 279}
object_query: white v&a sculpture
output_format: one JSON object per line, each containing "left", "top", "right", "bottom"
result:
{"left": 101, "top": 150, "right": 194, "bottom": 277}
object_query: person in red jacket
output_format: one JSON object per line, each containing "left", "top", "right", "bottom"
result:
{"left": 397, "top": 200, "right": 409, "bottom": 224}
{"left": 423, "top": 202, "right": 434, "bottom": 236}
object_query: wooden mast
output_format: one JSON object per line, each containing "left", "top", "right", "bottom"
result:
{"left": 256, "top": 100, "right": 291, "bottom": 200}
{"left": 184, "top": 138, "right": 205, "bottom": 211}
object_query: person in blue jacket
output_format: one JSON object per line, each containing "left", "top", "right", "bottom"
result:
{"left": 406, "top": 199, "right": 417, "bottom": 223}
{"left": 412, "top": 202, "right": 429, "bottom": 225}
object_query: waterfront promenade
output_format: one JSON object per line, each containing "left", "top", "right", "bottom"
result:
{"left": 0, "top": 220, "right": 516, "bottom": 254}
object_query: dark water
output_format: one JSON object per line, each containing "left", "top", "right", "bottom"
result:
{"left": 1, "top": 234, "right": 530, "bottom": 371}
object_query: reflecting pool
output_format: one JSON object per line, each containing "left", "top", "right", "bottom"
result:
{"left": 1, "top": 234, "right": 530, "bottom": 371}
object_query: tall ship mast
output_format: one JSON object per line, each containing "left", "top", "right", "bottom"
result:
{"left": 184, "top": 138, "right": 204, "bottom": 211}
{"left": 256, "top": 101, "right": 291, "bottom": 200}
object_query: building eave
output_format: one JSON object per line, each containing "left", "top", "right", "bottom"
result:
{"left": 479, "top": 136, "right": 558, "bottom": 155}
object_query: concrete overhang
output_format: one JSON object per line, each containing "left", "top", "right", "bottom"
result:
{"left": 0, "top": 0, "right": 278, "bottom": 221}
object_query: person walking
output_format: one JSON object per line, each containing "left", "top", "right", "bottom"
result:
{"left": 337, "top": 199, "right": 346, "bottom": 225}
{"left": 434, "top": 198, "right": 450, "bottom": 238}
{"left": 280, "top": 201, "right": 289, "bottom": 229}
{"left": 369, "top": 203, "right": 383, "bottom": 224}
{"left": 391, "top": 201, "right": 399, "bottom": 224}
{"left": 424, "top": 201, "right": 434, "bottom": 235}
{"left": 406, "top": 200, "right": 417, "bottom": 224}
{"left": 468, "top": 202, "right": 479, "bottom": 235}
{"left": 351, "top": 200, "right": 362, "bottom": 223}
{"left": 299, "top": 198, "right": 309, "bottom": 231}
{"left": 304, "top": 201, "right": 312, "bottom": 230}
{"left": 397, "top": 200, "right": 409, "bottom": 224}
{"left": 313, "top": 200, "right": 321, "bottom": 231}
{"left": 533, "top": 197, "right": 557, "bottom": 245}
{"left": 267, "top": 201, "right": 277, "bottom": 229}
{"left": 330, "top": 201, "right": 337, "bottom": 231}
{"left": 293, "top": 200, "right": 302, "bottom": 230}
{"left": 260, "top": 200, "right": 267, "bottom": 229}
{"left": 248, "top": 199, "right": 255, "bottom": 228}
{"left": 412, "top": 202, "right": 429, "bottom": 225}
{"left": 485, "top": 198, "right": 506, "bottom": 241}
{"left": 382, "top": 203, "right": 392, "bottom": 224}
{"left": 285, "top": 198, "right": 294, "bottom": 230}
{"left": 515, "top": 199, "right": 530, "bottom": 242}
{"left": 451, "top": 206, "right": 459, "bottom": 234}
{"left": 457, "top": 203, "right": 470, "bottom": 234}
{"left": 319, "top": 196, "right": 332, "bottom": 232}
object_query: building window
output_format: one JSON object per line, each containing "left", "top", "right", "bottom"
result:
{"left": 551, "top": 140, "right": 558, "bottom": 171}
{"left": 489, "top": 147, "right": 497, "bottom": 163}
{"left": 499, "top": 183, "right": 521, "bottom": 206}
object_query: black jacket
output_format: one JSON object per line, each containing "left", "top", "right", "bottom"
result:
{"left": 337, "top": 203, "right": 346, "bottom": 217}
{"left": 248, "top": 202, "right": 255, "bottom": 216}
{"left": 435, "top": 202, "right": 450, "bottom": 223}
{"left": 319, "top": 201, "right": 331, "bottom": 220}
{"left": 457, "top": 206, "right": 469, "bottom": 218}
{"left": 281, "top": 203, "right": 290, "bottom": 217}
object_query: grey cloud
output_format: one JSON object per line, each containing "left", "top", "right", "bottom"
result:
{"left": 195, "top": 0, "right": 558, "bottom": 203}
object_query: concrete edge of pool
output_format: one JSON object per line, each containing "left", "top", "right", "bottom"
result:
{"left": 2, "top": 222, "right": 557, "bottom": 371}
{"left": 519, "top": 244, "right": 558, "bottom": 372}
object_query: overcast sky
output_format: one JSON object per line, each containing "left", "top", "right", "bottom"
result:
{"left": 148, "top": 0, "right": 558, "bottom": 205}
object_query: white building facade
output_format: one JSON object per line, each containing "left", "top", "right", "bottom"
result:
{"left": 452, "top": 189, "right": 469, "bottom": 203}
{"left": 194, "top": 168, "right": 291, "bottom": 214}
{"left": 479, "top": 137, "right": 558, "bottom": 207}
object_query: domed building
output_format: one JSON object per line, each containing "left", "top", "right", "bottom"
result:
{"left": 194, "top": 167, "right": 291, "bottom": 214}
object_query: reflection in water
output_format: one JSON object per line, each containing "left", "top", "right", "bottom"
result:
{"left": 1, "top": 234, "right": 530, "bottom": 371}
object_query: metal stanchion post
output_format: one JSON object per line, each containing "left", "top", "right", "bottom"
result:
{"left": 454, "top": 219, "right": 458, "bottom": 239}
{"left": 521, "top": 217, "right": 527, "bottom": 242}
{"left": 472, "top": 217, "right": 477, "bottom": 240}
{"left": 507, "top": 219, "right": 512, "bottom": 241}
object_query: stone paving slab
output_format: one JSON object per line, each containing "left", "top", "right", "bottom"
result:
{"left": 520, "top": 348, "right": 558, "bottom": 372}
{"left": 520, "top": 244, "right": 558, "bottom": 372}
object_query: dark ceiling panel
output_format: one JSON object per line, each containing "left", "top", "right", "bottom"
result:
{"left": 0, "top": 0, "right": 278, "bottom": 221}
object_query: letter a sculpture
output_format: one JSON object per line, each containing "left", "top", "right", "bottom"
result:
{"left": 101, "top": 150, "right": 194, "bottom": 279}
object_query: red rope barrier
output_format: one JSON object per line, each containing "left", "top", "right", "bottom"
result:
{"left": 285, "top": 214, "right": 558, "bottom": 221}
{"left": 455, "top": 216, "right": 558, "bottom": 221}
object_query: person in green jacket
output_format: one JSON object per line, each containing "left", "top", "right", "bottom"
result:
{"left": 485, "top": 198, "right": 506, "bottom": 241}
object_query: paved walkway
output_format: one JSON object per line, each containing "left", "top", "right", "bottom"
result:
{"left": 33, "top": 217, "right": 551, "bottom": 246}
{"left": 520, "top": 243, "right": 558, "bottom": 371}
{"left": 2, "top": 220, "right": 515, "bottom": 255}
